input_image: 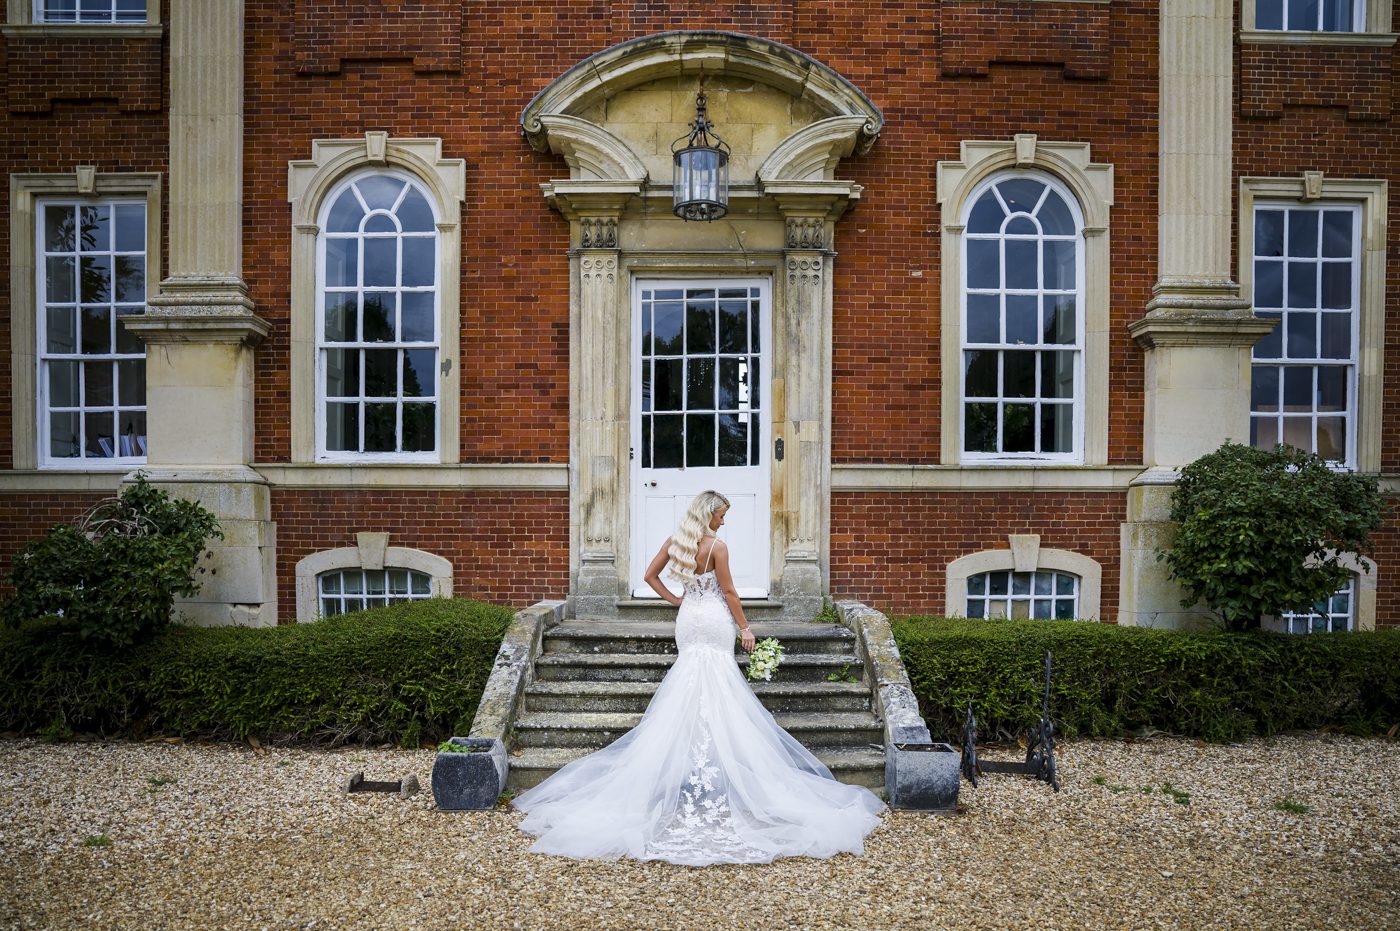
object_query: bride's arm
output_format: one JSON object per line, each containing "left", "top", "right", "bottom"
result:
{"left": 642, "top": 537, "right": 683, "bottom": 608}
{"left": 712, "top": 542, "right": 756, "bottom": 652}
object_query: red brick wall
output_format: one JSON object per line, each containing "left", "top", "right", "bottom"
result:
{"left": 270, "top": 489, "right": 568, "bottom": 620}
{"left": 1233, "top": 13, "right": 1399, "bottom": 626}
{"left": 0, "top": 32, "right": 168, "bottom": 471}
{"left": 830, "top": 491, "right": 1126, "bottom": 617}
{"left": 0, "top": 493, "right": 109, "bottom": 592}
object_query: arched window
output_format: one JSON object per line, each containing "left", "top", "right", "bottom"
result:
{"left": 966, "top": 569, "right": 1080, "bottom": 620}
{"left": 961, "top": 173, "right": 1085, "bottom": 461}
{"left": 318, "top": 567, "right": 434, "bottom": 616}
{"left": 1279, "top": 576, "right": 1355, "bottom": 633}
{"left": 317, "top": 171, "right": 440, "bottom": 460}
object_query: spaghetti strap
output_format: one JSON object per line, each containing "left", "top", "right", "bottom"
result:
{"left": 700, "top": 538, "right": 715, "bottom": 575}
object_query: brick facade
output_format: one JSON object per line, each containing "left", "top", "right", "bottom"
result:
{"left": 0, "top": 2, "right": 1395, "bottom": 625}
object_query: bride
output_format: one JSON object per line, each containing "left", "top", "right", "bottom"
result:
{"left": 513, "top": 490, "right": 885, "bottom": 865}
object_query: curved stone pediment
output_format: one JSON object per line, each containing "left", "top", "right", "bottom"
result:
{"left": 522, "top": 31, "right": 883, "bottom": 184}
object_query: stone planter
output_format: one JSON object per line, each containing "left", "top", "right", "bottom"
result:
{"left": 432, "top": 737, "right": 508, "bottom": 811}
{"left": 885, "top": 742, "right": 959, "bottom": 812}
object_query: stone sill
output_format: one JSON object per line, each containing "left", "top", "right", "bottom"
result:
{"left": 1239, "top": 29, "right": 1397, "bottom": 46}
{"left": 1, "top": 23, "right": 162, "bottom": 38}
{"left": 0, "top": 470, "right": 125, "bottom": 492}
{"left": 254, "top": 463, "right": 568, "bottom": 490}
{"left": 832, "top": 464, "right": 1144, "bottom": 492}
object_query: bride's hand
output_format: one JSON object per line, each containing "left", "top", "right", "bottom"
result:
{"left": 738, "top": 627, "right": 756, "bottom": 652}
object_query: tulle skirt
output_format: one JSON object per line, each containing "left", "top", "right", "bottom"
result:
{"left": 512, "top": 595, "right": 885, "bottom": 866}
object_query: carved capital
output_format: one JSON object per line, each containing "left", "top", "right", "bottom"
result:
{"left": 784, "top": 217, "right": 825, "bottom": 250}
{"left": 579, "top": 217, "right": 618, "bottom": 249}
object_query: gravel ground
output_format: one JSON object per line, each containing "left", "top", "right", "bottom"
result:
{"left": 0, "top": 733, "right": 1396, "bottom": 930}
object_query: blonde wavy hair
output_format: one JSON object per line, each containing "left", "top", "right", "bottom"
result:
{"left": 666, "top": 490, "right": 730, "bottom": 582}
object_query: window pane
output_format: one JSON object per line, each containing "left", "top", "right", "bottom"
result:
{"left": 988, "top": 572, "right": 1009, "bottom": 596}
{"left": 1287, "top": 210, "right": 1319, "bottom": 257}
{"left": 84, "top": 360, "right": 113, "bottom": 406}
{"left": 1286, "top": 263, "right": 1316, "bottom": 309}
{"left": 363, "top": 349, "right": 397, "bottom": 397}
{"left": 402, "top": 237, "right": 434, "bottom": 288}
{"left": 363, "top": 238, "right": 396, "bottom": 288}
{"left": 400, "top": 292, "right": 434, "bottom": 342}
{"left": 365, "top": 403, "right": 397, "bottom": 452}
{"left": 326, "top": 403, "right": 358, "bottom": 451}
{"left": 49, "top": 411, "right": 80, "bottom": 458}
{"left": 114, "top": 205, "right": 145, "bottom": 252}
{"left": 114, "top": 256, "right": 144, "bottom": 303}
{"left": 966, "top": 240, "right": 999, "bottom": 289}
{"left": 1252, "top": 365, "right": 1280, "bottom": 412}
{"left": 85, "top": 411, "right": 114, "bottom": 457}
{"left": 1287, "top": 0, "right": 1319, "bottom": 30}
{"left": 965, "top": 403, "right": 997, "bottom": 452}
{"left": 717, "top": 299, "right": 747, "bottom": 353}
{"left": 47, "top": 307, "right": 76, "bottom": 353}
{"left": 1320, "top": 263, "right": 1350, "bottom": 309}
{"left": 1011, "top": 573, "right": 1032, "bottom": 595}
{"left": 327, "top": 192, "right": 365, "bottom": 233}
{"left": 402, "top": 402, "right": 435, "bottom": 452}
{"left": 1003, "top": 404, "right": 1035, "bottom": 452}
{"left": 997, "top": 179, "right": 1045, "bottom": 215}
{"left": 1044, "top": 295, "right": 1075, "bottom": 344}
{"left": 964, "top": 350, "right": 998, "bottom": 398}
{"left": 652, "top": 415, "right": 683, "bottom": 468}
{"left": 49, "top": 361, "right": 79, "bottom": 408}
{"left": 411, "top": 571, "right": 431, "bottom": 595}
{"left": 398, "top": 189, "right": 434, "bottom": 232}
{"left": 357, "top": 176, "right": 405, "bottom": 211}
{"left": 363, "top": 293, "right": 395, "bottom": 342}
{"left": 685, "top": 414, "right": 715, "bottom": 467}
{"left": 967, "top": 192, "right": 1005, "bottom": 233}
{"left": 1041, "top": 404, "right": 1073, "bottom": 454}
{"left": 1254, "top": 261, "right": 1284, "bottom": 308}
{"left": 1283, "top": 366, "right": 1312, "bottom": 410}
{"left": 1003, "top": 351, "right": 1035, "bottom": 398}
{"left": 1315, "top": 365, "right": 1347, "bottom": 412}
{"left": 967, "top": 294, "right": 1000, "bottom": 344}
{"left": 1286, "top": 311, "right": 1317, "bottom": 357}
{"left": 1321, "top": 0, "right": 1354, "bottom": 31}
{"left": 1251, "top": 415, "right": 1278, "bottom": 450}
{"left": 342, "top": 571, "right": 365, "bottom": 594}
{"left": 1319, "top": 312, "right": 1351, "bottom": 359}
{"left": 1254, "top": 312, "right": 1283, "bottom": 359}
{"left": 717, "top": 413, "right": 748, "bottom": 466}
{"left": 388, "top": 569, "right": 409, "bottom": 595}
{"left": 1004, "top": 240, "right": 1036, "bottom": 289}
{"left": 80, "top": 206, "right": 110, "bottom": 251}
{"left": 654, "top": 359, "right": 683, "bottom": 411}
{"left": 321, "top": 572, "right": 342, "bottom": 594}
{"left": 652, "top": 301, "right": 683, "bottom": 354}
{"left": 45, "top": 205, "right": 75, "bottom": 251}
{"left": 403, "top": 349, "right": 435, "bottom": 398}
{"left": 1316, "top": 417, "right": 1346, "bottom": 462}
{"left": 117, "top": 359, "right": 145, "bottom": 406}
{"left": 325, "top": 238, "right": 358, "bottom": 287}
{"left": 1041, "top": 351, "right": 1075, "bottom": 399}
{"left": 687, "top": 358, "right": 715, "bottom": 410}
{"left": 324, "top": 293, "right": 356, "bottom": 342}
{"left": 1037, "top": 192, "right": 1075, "bottom": 236}
{"left": 324, "top": 348, "right": 359, "bottom": 398}
{"left": 1005, "top": 295, "right": 1037, "bottom": 345}
{"left": 1282, "top": 416, "right": 1312, "bottom": 452}
{"left": 685, "top": 300, "right": 715, "bottom": 354}
{"left": 81, "top": 308, "right": 111, "bottom": 354}
{"left": 1042, "top": 240, "right": 1075, "bottom": 290}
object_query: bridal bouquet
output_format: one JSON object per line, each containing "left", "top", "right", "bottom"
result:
{"left": 744, "top": 637, "right": 785, "bottom": 682}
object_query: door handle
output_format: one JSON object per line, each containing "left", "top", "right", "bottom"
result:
{"left": 646, "top": 480, "right": 657, "bottom": 487}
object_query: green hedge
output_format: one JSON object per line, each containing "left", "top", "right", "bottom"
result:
{"left": 0, "top": 598, "right": 514, "bottom": 747}
{"left": 892, "top": 617, "right": 1400, "bottom": 743}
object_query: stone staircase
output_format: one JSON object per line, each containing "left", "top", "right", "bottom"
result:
{"left": 506, "top": 620, "right": 886, "bottom": 792}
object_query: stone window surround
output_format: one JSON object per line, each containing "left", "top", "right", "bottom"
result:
{"left": 9, "top": 169, "right": 162, "bottom": 471}
{"left": 1261, "top": 553, "right": 1379, "bottom": 632}
{"left": 1237, "top": 174, "right": 1387, "bottom": 473}
{"left": 936, "top": 135, "right": 1113, "bottom": 467}
{"left": 1239, "top": 0, "right": 1396, "bottom": 44}
{"left": 945, "top": 534, "right": 1104, "bottom": 620}
{"left": 294, "top": 532, "right": 453, "bottom": 622}
{"left": 3, "top": 0, "right": 161, "bottom": 35}
{"left": 288, "top": 134, "right": 464, "bottom": 465}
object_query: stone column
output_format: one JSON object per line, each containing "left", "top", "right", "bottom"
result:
{"left": 125, "top": 0, "right": 277, "bottom": 626}
{"left": 1119, "top": 0, "right": 1274, "bottom": 627}
{"left": 774, "top": 206, "right": 836, "bottom": 618}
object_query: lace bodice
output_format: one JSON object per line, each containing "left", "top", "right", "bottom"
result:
{"left": 682, "top": 569, "right": 724, "bottom": 600}
{"left": 675, "top": 570, "right": 735, "bottom": 656}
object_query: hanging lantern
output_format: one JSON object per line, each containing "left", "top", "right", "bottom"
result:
{"left": 671, "top": 82, "right": 730, "bottom": 222}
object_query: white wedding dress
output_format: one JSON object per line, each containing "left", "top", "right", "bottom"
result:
{"left": 512, "top": 566, "right": 885, "bottom": 866}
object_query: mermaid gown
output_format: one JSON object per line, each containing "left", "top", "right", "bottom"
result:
{"left": 512, "top": 569, "right": 886, "bottom": 866}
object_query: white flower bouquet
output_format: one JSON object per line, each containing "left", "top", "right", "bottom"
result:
{"left": 744, "top": 636, "right": 785, "bottom": 682}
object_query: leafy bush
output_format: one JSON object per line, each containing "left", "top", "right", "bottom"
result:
{"left": 1, "top": 474, "right": 223, "bottom": 648}
{"left": 1163, "top": 442, "right": 1385, "bottom": 631}
{"left": 0, "top": 598, "right": 514, "bottom": 747}
{"left": 893, "top": 616, "right": 1400, "bottom": 743}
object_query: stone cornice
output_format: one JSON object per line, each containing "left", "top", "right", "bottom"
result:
{"left": 756, "top": 116, "right": 872, "bottom": 183}
{"left": 1128, "top": 311, "right": 1276, "bottom": 350}
{"left": 531, "top": 115, "right": 648, "bottom": 183}
{"left": 1238, "top": 29, "right": 1397, "bottom": 46}
{"left": 124, "top": 308, "right": 271, "bottom": 347}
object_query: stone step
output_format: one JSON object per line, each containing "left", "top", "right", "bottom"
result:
{"left": 523, "top": 679, "right": 873, "bottom": 715}
{"left": 545, "top": 620, "right": 857, "bottom": 656}
{"left": 513, "top": 711, "right": 884, "bottom": 750}
{"left": 612, "top": 599, "right": 788, "bottom": 622}
{"left": 506, "top": 745, "right": 887, "bottom": 792}
{"left": 533, "top": 652, "right": 865, "bottom": 683}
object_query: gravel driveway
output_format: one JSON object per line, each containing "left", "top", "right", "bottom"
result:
{"left": 1, "top": 734, "right": 1395, "bottom": 930}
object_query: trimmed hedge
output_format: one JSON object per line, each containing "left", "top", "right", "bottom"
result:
{"left": 0, "top": 598, "right": 514, "bottom": 747}
{"left": 892, "top": 617, "right": 1400, "bottom": 743}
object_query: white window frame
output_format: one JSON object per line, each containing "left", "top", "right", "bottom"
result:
{"left": 1240, "top": 0, "right": 1395, "bottom": 43}
{"left": 288, "top": 135, "right": 464, "bottom": 465}
{"left": 9, "top": 171, "right": 161, "bottom": 472}
{"left": 945, "top": 535, "right": 1104, "bottom": 620}
{"left": 1253, "top": 0, "right": 1365, "bottom": 32}
{"left": 31, "top": 0, "right": 147, "bottom": 23}
{"left": 1247, "top": 201, "right": 1361, "bottom": 468}
{"left": 965, "top": 568, "right": 1082, "bottom": 620}
{"left": 1238, "top": 176, "right": 1387, "bottom": 474}
{"left": 294, "top": 538, "right": 452, "bottom": 622}
{"left": 936, "top": 136, "right": 1113, "bottom": 468}
{"left": 959, "top": 170, "right": 1086, "bottom": 464}
{"left": 314, "top": 168, "right": 442, "bottom": 463}
{"left": 4, "top": 0, "right": 160, "bottom": 31}
{"left": 36, "top": 196, "right": 149, "bottom": 468}
{"left": 317, "top": 566, "right": 435, "bottom": 617}
{"left": 1279, "top": 576, "right": 1355, "bottom": 633}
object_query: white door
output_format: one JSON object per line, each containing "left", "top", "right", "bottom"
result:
{"left": 631, "top": 279, "right": 771, "bottom": 598}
